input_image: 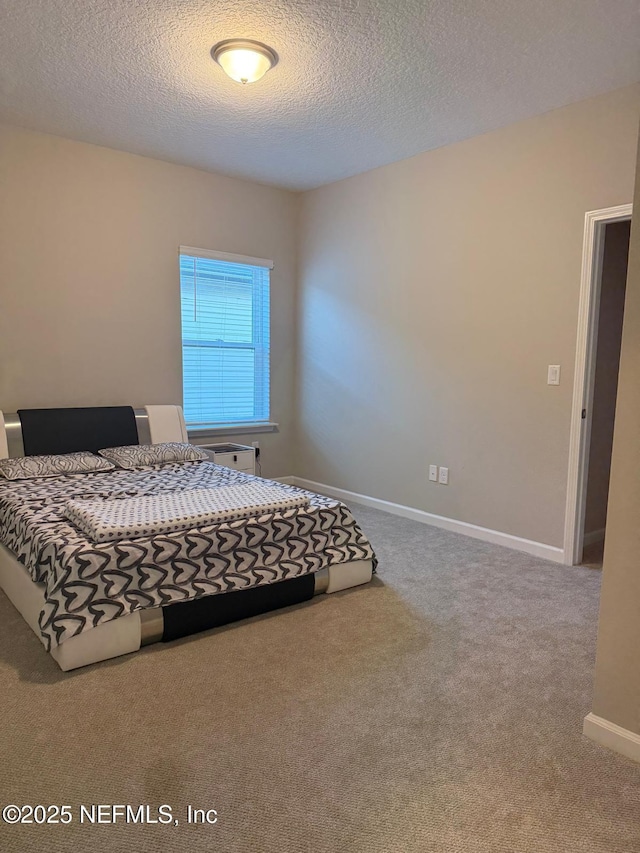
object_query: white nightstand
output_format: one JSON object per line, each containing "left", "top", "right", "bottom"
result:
{"left": 201, "top": 443, "right": 256, "bottom": 475}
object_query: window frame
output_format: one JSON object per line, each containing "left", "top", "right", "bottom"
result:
{"left": 179, "top": 246, "right": 275, "bottom": 434}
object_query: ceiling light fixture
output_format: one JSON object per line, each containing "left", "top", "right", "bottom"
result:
{"left": 211, "top": 39, "right": 278, "bottom": 85}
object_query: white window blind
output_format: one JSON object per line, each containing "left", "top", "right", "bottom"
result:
{"left": 180, "top": 249, "right": 271, "bottom": 427}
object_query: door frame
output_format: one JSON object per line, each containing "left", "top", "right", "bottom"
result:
{"left": 563, "top": 204, "right": 632, "bottom": 565}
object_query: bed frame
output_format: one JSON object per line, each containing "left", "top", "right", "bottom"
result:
{"left": 0, "top": 405, "right": 372, "bottom": 670}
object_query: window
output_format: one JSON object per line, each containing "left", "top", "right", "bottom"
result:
{"left": 179, "top": 247, "right": 271, "bottom": 428}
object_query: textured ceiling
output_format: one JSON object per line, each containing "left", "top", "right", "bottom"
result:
{"left": 0, "top": 0, "right": 638, "bottom": 190}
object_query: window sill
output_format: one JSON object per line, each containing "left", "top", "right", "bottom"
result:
{"left": 187, "top": 422, "right": 279, "bottom": 439}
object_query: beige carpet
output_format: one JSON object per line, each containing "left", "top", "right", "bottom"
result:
{"left": 0, "top": 502, "right": 638, "bottom": 853}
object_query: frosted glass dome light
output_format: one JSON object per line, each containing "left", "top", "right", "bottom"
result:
{"left": 211, "top": 40, "right": 278, "bottom": 84}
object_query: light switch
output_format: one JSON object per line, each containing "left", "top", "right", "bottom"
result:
{"left": 547, "top": 365, "right": 561, "bottom": 385}
{"left": 429, "top": 464, "right": 438, "bottom": 482}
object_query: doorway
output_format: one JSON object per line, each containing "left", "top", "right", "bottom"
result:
{"left": 564, "top": 205, "right": 632, "bottom": 566}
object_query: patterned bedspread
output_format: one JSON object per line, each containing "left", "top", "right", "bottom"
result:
{"left": 0, "top": 462, "right": 376, "bottom": 650}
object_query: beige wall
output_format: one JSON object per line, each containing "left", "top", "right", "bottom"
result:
{"left": 296, "top": 85, "right": 640, "bottom": 548}
{"left": 583, "top": 220, "right": 630, "bottom": 538}
{"left": 591, "top": 135, "right": 640, "bottom": 735}
{"left": 1, "top": 87, "right": 639, "bottom": 536}
{"left": 0, "top": 125, "right": 297, "bottom": 477}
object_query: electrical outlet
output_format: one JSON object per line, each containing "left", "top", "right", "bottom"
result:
{"left": 251, "top": 440, "right": 260, "bottom": 460}
{"left": 429, "top": 464, "right": 438, "bottom": 482}
{"left": 438, "top": 466, "right": 449, "bottom": 485}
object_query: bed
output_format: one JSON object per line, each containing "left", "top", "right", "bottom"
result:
{"left": 0, "top": 405, "right": 375, "bottom": 670}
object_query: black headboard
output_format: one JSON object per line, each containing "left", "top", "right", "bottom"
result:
{"left": 16, "top": 407, "right": 139, "bottom": 456}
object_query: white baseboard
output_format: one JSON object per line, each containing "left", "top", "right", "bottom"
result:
{"left": 272, "top": 475, "right": 295, "bottom": 485}
{"left": 583, "top": 528, "right": 605, "bottom": 547}
{"left": 583, "top": 713, "right": 640, "bottom": 763}
{"left": 293, "top": 477, "right": 564, "bottom": 563}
